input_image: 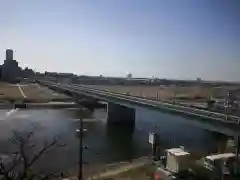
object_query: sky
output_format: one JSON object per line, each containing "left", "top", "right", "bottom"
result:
{"left": 0, "top": 0, "right": 239, "bottom": 81}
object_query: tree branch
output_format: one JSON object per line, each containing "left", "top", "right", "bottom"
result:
{"left": 1, "top": 129, "right": 65, "bottom": 180}
{"left": 18, "top": 135, "right": 29, "bottom": 180}
{"left": 0, "top": 158, "right": 13, "bottom": 180}
{"left": 28, "top": 138, "right": 58, "bottom": 168}
{"left": 5, "top": 153, "right": 21, "bottom": 174}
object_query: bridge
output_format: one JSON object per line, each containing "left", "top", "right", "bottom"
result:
{"left": 37, "top": 80, "right": 240, "bottom": 136}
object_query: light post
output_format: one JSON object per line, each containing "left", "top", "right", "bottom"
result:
{"left": 149, "top": 124, "right": 161, "bottom": 161}
{"left": 235, "top": 120, "right": 240, "bottom": 176}
{"left": 224, "top": 99, "right": 229, "bottom": 121}
{"left": 75, "top": 117, "right": 88, "bottom": 180}
{"left": 235, "top": 137, "right": 240, "bottom": 174}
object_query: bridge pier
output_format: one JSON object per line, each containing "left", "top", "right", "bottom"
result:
{"left": 107, "top": 103, "right": 135, "bottom": 127}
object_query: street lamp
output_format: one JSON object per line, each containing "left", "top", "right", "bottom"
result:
{"left": 75, "top": 119, "right": 88, "bottom": 180}
{"left": 74, "top": 107, "right": 92, "bottom": 180}
{"left": 224, "top": 100, "right": 229, "bottom": 121}
{"left": 235, "top": 136, "right": 240, "bottom": 175}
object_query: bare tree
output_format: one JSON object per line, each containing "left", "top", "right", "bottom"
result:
{"left": 0, "top": 129, "right": 65, "bottom": 180}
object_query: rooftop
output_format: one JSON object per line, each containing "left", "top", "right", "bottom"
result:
{"left": 166, "top": 148, "right": 190, "bottom": 156}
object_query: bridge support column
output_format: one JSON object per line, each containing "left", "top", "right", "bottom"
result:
{"left": 107, "top": 103, "right": 135, "bottom": 127}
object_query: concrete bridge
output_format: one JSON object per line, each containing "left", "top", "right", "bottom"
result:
{"left": 37, "top": 80, "right": 240, "bottom": 136}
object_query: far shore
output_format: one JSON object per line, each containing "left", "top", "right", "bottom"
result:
{"left": 0, "top": 82, "right": 74, "bottom": 109}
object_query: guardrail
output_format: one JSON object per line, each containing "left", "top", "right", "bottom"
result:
{"left": 38, "top": 80, "right": 240, "bottom": 124}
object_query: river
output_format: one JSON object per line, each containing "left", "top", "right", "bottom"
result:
{"left": 0, "top": 107, "right": 229, "bottom": 175}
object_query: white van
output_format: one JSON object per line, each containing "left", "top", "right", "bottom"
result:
{"left": 204, "top": 153, "right": 236, "bottom": 171}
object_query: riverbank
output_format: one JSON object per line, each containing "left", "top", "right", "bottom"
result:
{"left": 64, "top": 157, "right": 152, "bottom": 180}
{"left": 0, "top": 82, "right": 70, "bottom": 102}
{"left": 0, "top": 82, "right": 75, "bottom": 109}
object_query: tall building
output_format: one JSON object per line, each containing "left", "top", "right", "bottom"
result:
{"left": 1, "top": 49, "right": 21, "bottom": 82}
{"left": 0, "top": 65, "right": 2, "bottom": 79}
{"left": 6, "top": 49, "right": 13, "bottom": 61}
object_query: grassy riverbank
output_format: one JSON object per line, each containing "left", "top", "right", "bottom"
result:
{"left": 0, "top": 82, "right": 70, "bottom": 103}
{"left": 108, "top": 163, "right": 154, "bottom": 180}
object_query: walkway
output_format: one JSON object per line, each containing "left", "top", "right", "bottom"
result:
{"left": 17, "top": 84, "right": 27, "bottom": 98}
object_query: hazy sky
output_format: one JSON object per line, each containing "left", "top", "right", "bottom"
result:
{"left": 0, "top": 0, "right": 239, "bottom": 81}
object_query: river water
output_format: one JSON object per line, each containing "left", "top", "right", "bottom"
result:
{"left": 0, "top": 107, "right": 228, "bottom": 175}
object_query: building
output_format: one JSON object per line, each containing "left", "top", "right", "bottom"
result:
{"left": 126, "top": 73, "right": 132, "bottom": 79}
{"left": 165, "top": 147, "right": 191, "bottom": 173}
{"left": 6, "top": 49, "right": 13, "bottom": 61}
{"left": 0, "top": 65, "right": 2, "bottom": 79}
{"left": 0, "top": 49, "right": 35, "bottom": 82}
{"left": 197, "top": 77, "right": 202, "bottom": 82}
{"left": 22, "top": 67, "right": 34, "bottom": 78}
{"left": 1, "top": 49, "right": 21, "bottom": 83}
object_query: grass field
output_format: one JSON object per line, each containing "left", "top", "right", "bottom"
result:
{"left": 20, "top": 84, "right": 68, "bottom": 102}
{"left": 84, "top": 85, "right": 233, "bottom": 102}
{"left": 0, "top": 83, "right": 22, "bottom": 100}
{"left": 0, "top": 83, "right": 69, "bottom": 102}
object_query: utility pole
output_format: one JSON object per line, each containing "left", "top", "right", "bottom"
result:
{"left": 79, "top": 118, "right": 83, "bottom": 180}
{"left": 235, "top": 121, "right": 240, "bottom": 175}
{"left": 76, "top": 117, "right": 87, "bottom": 180}
{"left": 224, "top": 98, "right": 229, "bottom": 121}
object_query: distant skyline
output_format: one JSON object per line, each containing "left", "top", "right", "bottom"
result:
{"left": 0, "top": 0, "right": 239, "bottom": 81}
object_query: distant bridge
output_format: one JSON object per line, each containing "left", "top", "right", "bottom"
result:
{"left": 37, "top": 80, "right": 240, "bottom": 136}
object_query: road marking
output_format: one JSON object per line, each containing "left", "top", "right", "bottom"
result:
{"left": 17, "top": 84, "right": 27, "bottom": 98}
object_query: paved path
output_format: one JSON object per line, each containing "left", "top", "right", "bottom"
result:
{"left": 17, "top": 84, "right": 27, "bottom": 98}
